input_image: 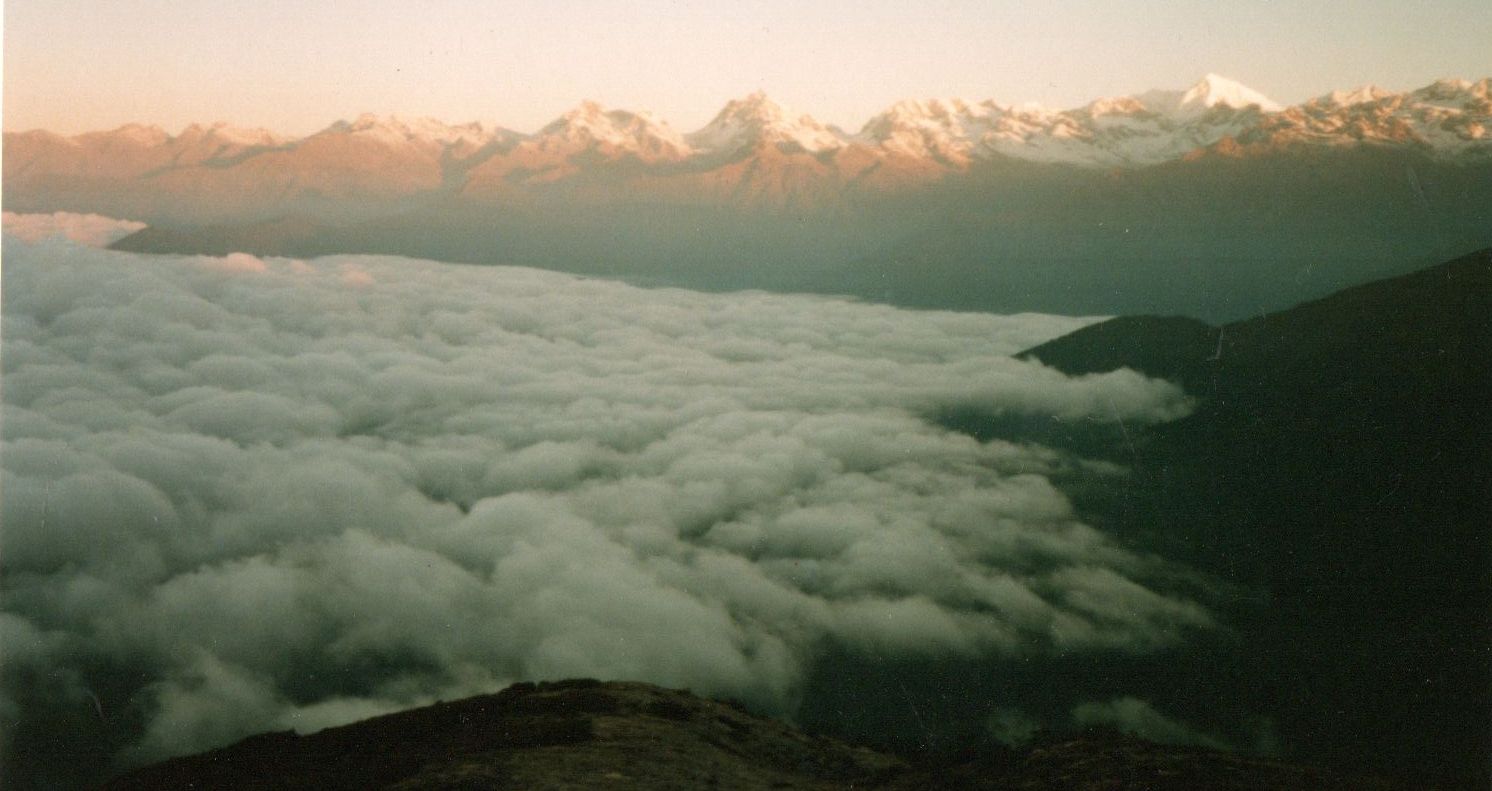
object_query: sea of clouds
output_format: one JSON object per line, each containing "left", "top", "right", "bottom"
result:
{"left": 0, "top": 211, "right": 147, "bottom": 248}
{"left": 1, "top": 213, "right": 1212, "bottom": 780}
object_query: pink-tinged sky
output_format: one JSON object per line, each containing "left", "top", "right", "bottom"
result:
{"left": 4, "top": 0, "right": 1490, "bottom": 136}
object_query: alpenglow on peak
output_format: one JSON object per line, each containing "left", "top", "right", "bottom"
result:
{"left": 1139, "top": 74, "right": 1283, "bottom": 118}
{"left": 686, "top": 92, "right": 844, "bottom": 153}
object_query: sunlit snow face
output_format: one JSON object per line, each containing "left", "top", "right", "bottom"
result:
{"left": 0, "top": 222, "right": 1204, "bottom": 770}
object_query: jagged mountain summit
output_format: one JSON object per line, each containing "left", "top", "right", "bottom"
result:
{"left": 321, "top": 114, "right": 501, "bottom": 151}
{"left": 1139, "top": 72, "right": 1285, "bottom": 118}
{"left": 1230, "top": 77, "right": 1491, "bottom": 156}
{"left": 535, "top": 102, "right": 689, "bottom": 160}
{"left": 689, "top": 91, "right": 847, "bottom": 154}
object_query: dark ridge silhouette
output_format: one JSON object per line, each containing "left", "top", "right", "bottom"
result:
{"left": 103, "top": 680, "right": 902, "bottom": 791}
{"left": 1014, "top": 315, "right": 1219, "bottom": 385}
{"left": 1016, "top": 248, "right": 1492, "bottom": 788}
{"left": 110, "top": 216, "right": 335, "bottom": 257}
{"left": 104, "top": 680, "right": 1381, "bottom": 790}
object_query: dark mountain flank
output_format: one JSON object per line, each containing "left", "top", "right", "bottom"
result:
{"left": 1018, "top": 248, "right": 1492, "bottom": 788}
{"left": 104, "top": 680, "right": 1380, "bottom": 791}
{"left": 103, "top": 680, "right": 902, "bottom": 791}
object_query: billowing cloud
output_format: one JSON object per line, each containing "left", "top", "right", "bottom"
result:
{"left": 1, "top": 211, "right": 146, "bottom": 247}
{"left": 988, "top": 706, "right": 1043, "bottom": 746}
{"left": 0, "top": 225, "right": 1204, "bottom": 782}
{"left": 1071, "top": 697, "right": 1231, "bottom": 749}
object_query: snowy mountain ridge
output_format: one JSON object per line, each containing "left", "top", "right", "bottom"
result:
{"left": 687, "top": 91, "right": 847, "bottom": 154}
{"left": 5, "top": 75, "right": 1488, "bottom": 217}
{"left": 17, "top": 75, "right": 1486, "bottom": 170}
{"left": 1139, "top": 73, "right": 1285, "bottom": 118}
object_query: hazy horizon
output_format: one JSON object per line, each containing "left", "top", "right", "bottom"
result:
{"left": 6, "top": 0, "right": 1490, "bottom": 136}
{"left": 7, "top": 73, "right": 1492, "bottom": 139}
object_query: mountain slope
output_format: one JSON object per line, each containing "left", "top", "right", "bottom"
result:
{"left": 96, "top": 144, "right": 1492, "bottom": 321}
{"left": 1016, "top": 248, "right": 1492, "bottom": 787}
{"left": 103, "top": 680, "right": 1377, "bottom": 791}
{"left": 102, "top": 680, "right": 900, "bottom": 790}
{"left": 834, "top": 144, "right": 1492, "bottom": 318}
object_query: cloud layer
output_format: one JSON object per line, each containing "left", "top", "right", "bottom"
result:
{"left": 0, "top": 228, "right": 1203, "bottom": 780}
{"left": 0, "top": 211, "right": 146, "bottom": 247}
{"left": 1071, "top": 697, "right": 1232, "bottom": 749}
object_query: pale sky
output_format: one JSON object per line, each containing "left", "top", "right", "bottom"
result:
{"left": 5, "top": 0, "right": 1490, "bottom": 136}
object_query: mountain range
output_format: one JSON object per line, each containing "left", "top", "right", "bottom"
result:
{"left": 6, "top": 75, "right": 1492, "bottom": 320}
{"left": 6, "top": 75, "right": 1489, "bottom": 217}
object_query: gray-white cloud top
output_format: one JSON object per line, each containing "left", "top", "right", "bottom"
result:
{"left": 0, "top": 229, "right": 1203, "bottom": 773}
{"left": 0, "top": 211, "right": 146, "bottom": 247}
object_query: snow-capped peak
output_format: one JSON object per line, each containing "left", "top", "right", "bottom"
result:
{"left": 323, "top": 114, "right": 493, "bottom": 148}
{"left": 102, "top": 123, "right": 171, "bottom": 147}
{"left": 688, "top": 92, "right": 844, "bottom": 153}
{"left": 1429, "top": 77, "right": 1473, "bottom": 93}
{"left": 880, "top": 97, "right": 997, "bottom": 122}
{"left": 544, "top": 102, "right": 678, "bottom": 141}
{"left": 536, "top": 101, "right": 689, "bottom": 158}
{"left": 1182, "top": 73, "right": 1282, "bottom": 112}
{"left": 1322, "top": 85, "right": 1395, "bottom": 107}
{"left": 1411, "top": 77, "right": 1488, "bottom": 107}
{"left": 1140, "top": 74, "right": 1282, "bottom": 118}
{"left": 861, "top": 97, "right": 1007, "bottom": 136}
{"left": 716, "top": 91, "right": 787, "bottom": 121}
{"left": 1083, "top": 96, "right": 1151, "bottom": 117}
{"left": 856, "top": 98, "right": 1006, "bottom": 161}
{"left": 177, "top": 122, "right": 286, "bottom": 148}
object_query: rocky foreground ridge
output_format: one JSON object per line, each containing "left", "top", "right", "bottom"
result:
{"left": 104, "top": 680, "right": 1385, "bottom": 790}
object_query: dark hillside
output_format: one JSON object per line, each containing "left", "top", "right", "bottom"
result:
{"left": 1019, "top": 248, "right": 1492, "bottom": 787}
{"left": 105, "top": 680, "right": 1382, "bottom": 791}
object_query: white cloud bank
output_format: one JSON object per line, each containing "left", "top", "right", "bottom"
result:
{"left": 1071, "top": 697, "right": 1233, "bottom": 750}
{"left": 1, "top": 211, "right": 146, "bottom": 247}
{"left": 0, "top": 226, "right": 1204, "bottom": 777}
